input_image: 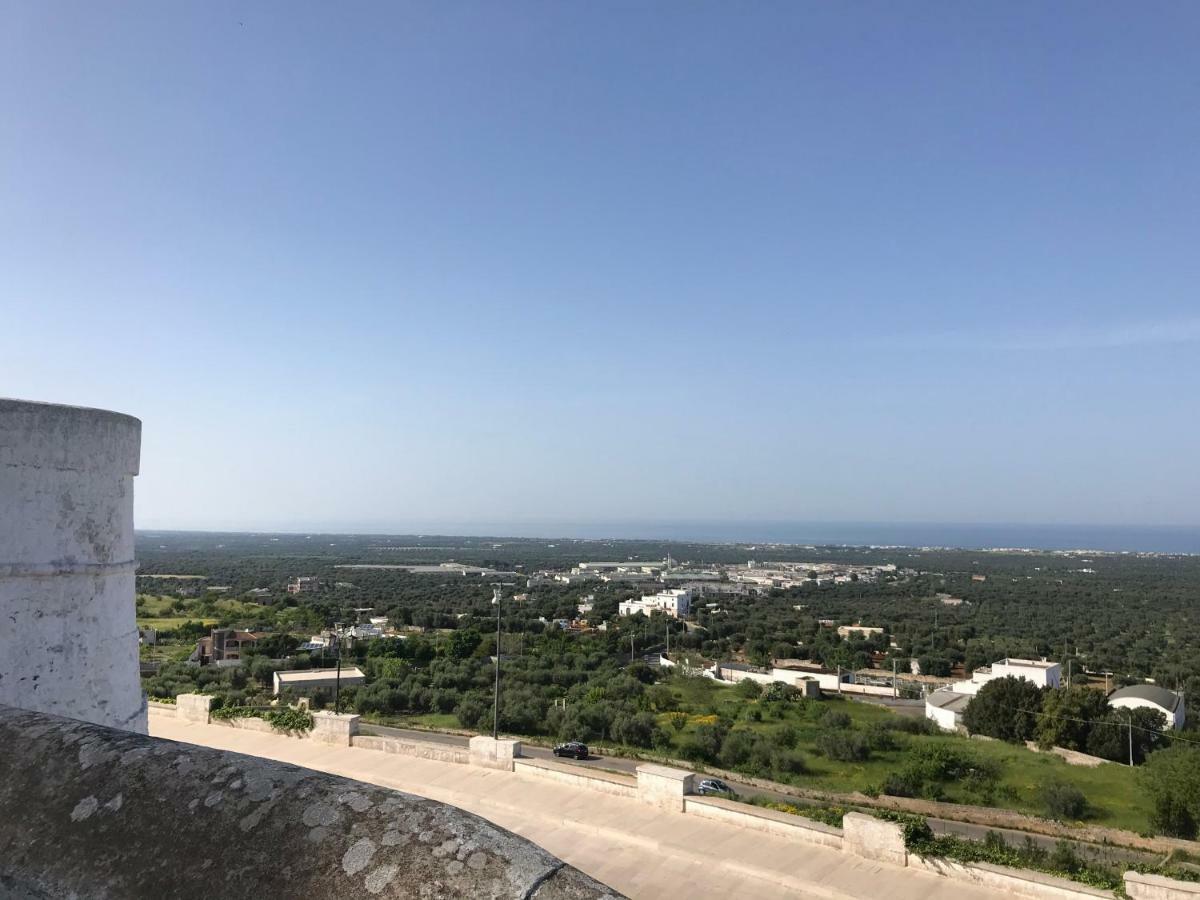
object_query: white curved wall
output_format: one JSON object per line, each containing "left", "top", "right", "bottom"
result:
{"left": 0, "top": 399, "right": 146, "bottom": 732}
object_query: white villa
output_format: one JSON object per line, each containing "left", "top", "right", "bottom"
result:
{"left": 925, "top": 657, "right": 1062, "bottom": 731}
{"left": 618, "top": 588, "right": 692, "bottom": 619}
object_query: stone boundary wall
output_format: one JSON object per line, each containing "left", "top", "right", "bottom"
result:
{"left": 514, "top": 759, "right": 638, "bottom": 800}
{"left": 1125, "top": 872, "right": 1200, "bottom": 900}
{"left": 683, "top": 796, "right": 842, "bottom": 849}
{"left": 469, "top": 736, "right": 521, "bottom": 771}
{"left": 352, "top": 734, "right": 469, "bottom": 764}
{"left": 911, "top": 856, "right": 1114, "bottom": 900}
{"left": 842, "top": 812, "right": 908, "bottom": 866}
{"left": 1022, "top": 741, "right": 1112, "bottom": 768}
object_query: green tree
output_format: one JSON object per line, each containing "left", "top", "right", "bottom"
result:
{"left": 1035, "top": 687, "right": 1111, "bottom": 751}
{"left": 961, "top": 676, "right": 1044, "bottom": 742}
{"left": 1085, "top": 708, "right": 1167, "bottom": 764}
{"left": 1140, "top": 745, "right": 1200, "bottom": 839}
{"left": 444, "top": 629, "right": 481, "bottom": 661}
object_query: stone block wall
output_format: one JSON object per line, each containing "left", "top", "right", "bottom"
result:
{"left": 1125, "top": 872, "right": 1200, "bottom": 900}
{"left": 176, "top": 694, "right": 214, "bottom": 724}
{"left": 311, "top": 711, "right": 360, "bottom": 745}
{"left": 635, "top": 764, "right": 694, "bottom": 812}
{"left": 842, "top": 812, "right": 908, "bottom": 866}
{"left": 469, "top": 735, "right": 522, "bottom": 771}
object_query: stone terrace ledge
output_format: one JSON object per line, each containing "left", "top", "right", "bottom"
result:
{"left": 0, "top": 705, "right": 623, "bottom": 900}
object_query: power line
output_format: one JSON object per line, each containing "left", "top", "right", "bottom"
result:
{"left": 1015, "top": 706, "right": 1200, "bottom": 746}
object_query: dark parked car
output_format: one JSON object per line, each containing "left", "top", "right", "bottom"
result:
{"left": 553, "top": 741, "right": 589, "bottom": 760}
{"left": 695, "top": 778, "right": 736, "bottom": 797}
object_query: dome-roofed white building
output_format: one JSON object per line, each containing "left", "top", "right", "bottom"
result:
{"left": 1108, "top": 684, "right": 1186, "bottom": 730}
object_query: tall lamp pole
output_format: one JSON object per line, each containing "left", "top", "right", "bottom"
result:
{"left": 490, "top": 582, "right": 514, "bottom": 740}
{"left": 333, "top": 622, "right": 343, "bottom": 714}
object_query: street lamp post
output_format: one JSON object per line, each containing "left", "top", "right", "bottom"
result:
{"left": 490, "top": 582, "right": 513, "bottom": 740}
{"left": 333, "top": 622, "right": 344, "bottom": 714}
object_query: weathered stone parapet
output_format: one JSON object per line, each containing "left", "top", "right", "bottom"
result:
{"left": 842, "top": 812, "right": 908, "bottom": 866}
{"left": 1125, "top": 871, "right": 1200, "bottom": 900}
{"left": 176, "top": 693, "right": 214, "bottom": 723}
{"left": 313, "top": 711, "right": 361, "bottom": 745}
{"left": 635, "top": 764, "right": 694, "bottom": 812}
{"left": 469, "top": 735, "right": 522, "bottom": 771}
{"left": 0, "top": 399, "right": 146, "bottom": 733}
{"left": 0, "top": 704, "right": 623, "bottom": 899}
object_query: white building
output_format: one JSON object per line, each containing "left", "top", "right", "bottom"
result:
{"left": 274, "top": 666, "right": 366, "bottom": 696}
{"left": 925, "top": 688, "right": 972, "bottom": 731}
{"left": 926, "top": 657, "right": 1062, "bottom": 732}
{"left": 1108, "top": 685, "right": 1186, "bottom": 730}
{"left": 949, "top": 657, "right": 1062, "bottom": 698}
{"left": 619, "top": 588, "right": 692, "bottom": 618}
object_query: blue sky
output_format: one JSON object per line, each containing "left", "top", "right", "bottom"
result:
{"left": 3, "top": 2, "right": 1198, "bottom": 532}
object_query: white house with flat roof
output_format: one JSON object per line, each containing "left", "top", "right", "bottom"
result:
{"left": 273, "top": 666, "right": 365, "bottom": 696}
{"left": 949, "top": 657, "right": 1062, "bottom": 697}
{"left": 926, "top": 657, "right": 1062, "bottom": 731}
{"left": 1109, "top": 685, "right": 1186, "bottom": 730}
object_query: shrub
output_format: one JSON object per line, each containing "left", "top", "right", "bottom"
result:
{"left": 819, "top": 709, "right": 852, "bottom": 730}
{"left": 866, "top": 722, "right": 899, "bottom": 752}
{"left": 1039, "top": 781, "right": 1089, "bottom": 821}
{"left": 814, "top": 730, "right": 871, "bottom": 762}
{"left": 736, "top": 679, "right": 763, "bottom": 700}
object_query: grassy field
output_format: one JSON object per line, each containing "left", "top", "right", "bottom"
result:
{"left": 656, "top": 676, "right": 1152, "bottom": 832}
{"left": 136, "top": 593, "right": 263, "bottom": 624}
{"left": 398, "top": 674, "right": 1152, "bottom": 833}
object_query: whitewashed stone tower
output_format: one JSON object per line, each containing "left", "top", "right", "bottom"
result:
{"left": 0, "top": 399, "right": 146, "bottom": 732}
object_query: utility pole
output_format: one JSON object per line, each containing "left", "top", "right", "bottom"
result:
{"left": 630, "top": 633, "right": 635, "bottom": 664}
{"left": 333, "top": 624, "right": 343, "bottom": 714}
{"left": 1128, "top": 711, "right": 1134, "bottom": 768}
{"left": 1067, "top": 660, "right": 1072, "bottom": 690}
{"left": 892, "top": 658, "right": 897, "bottom": 699}
{"left": 490, "top": 582, "right": 514, "bottom": 741}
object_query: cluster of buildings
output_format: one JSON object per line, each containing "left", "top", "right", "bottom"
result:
{"left": 729, "top": 560, "right": 898, "bottom": 590}
{"left": 924, "top": 658, "right": 1186, "bottom": 733}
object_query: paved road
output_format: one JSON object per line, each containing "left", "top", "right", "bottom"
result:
{"left": 361, "top": 722, "right": 1156, "bottom": 866}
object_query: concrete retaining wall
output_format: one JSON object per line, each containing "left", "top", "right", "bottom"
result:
{"left": 636, "top": 764, "right": 693, "bottom": 812}
{"left": 469, "top": 735, "right": 521, "bottom": 771}
{"left": 176, "top": 693, "right": 213, "bottom": 724}
{"left": 911, "top": 856, "right": 1114, "bottom": 899}
{"left": 0, "top": 399, "right": 146, "bottom": 734}
{"left": 352, "top": 734, "right": 469, "bottom": 764}
{"left": 214, "top": 716, "right": 277, "bottom": 734}
{"left": 311, "top": 711, "right": 359, "bottom": 745}
{"left": 1125, "top": 872, "right": 1200, "bottom": 900}
{"left": 683, "top": 796, "right": 843, "bottom": 849}
{"left": 842, "top": 812, "right": 908, "bottom": 866}
{"left": 515, "top": 759, "right": 638, "bottom": 799}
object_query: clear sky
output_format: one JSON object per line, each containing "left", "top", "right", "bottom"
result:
{"left": 3, "top": 2, "right": 1199, "bottom": 533}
